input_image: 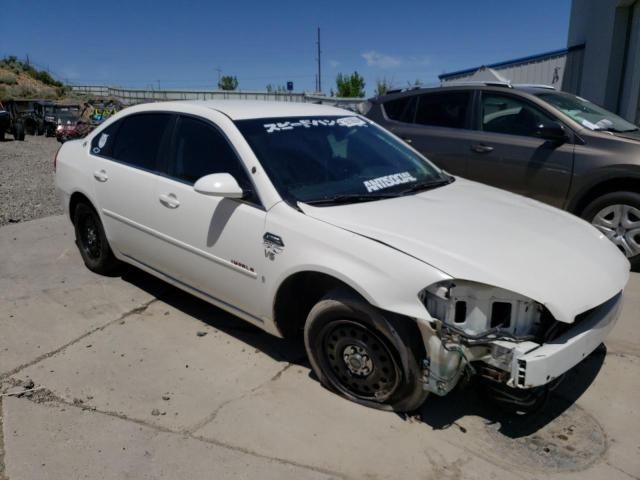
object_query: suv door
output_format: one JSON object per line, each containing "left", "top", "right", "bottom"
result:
{"left": 464, "top": 91, "right": 574, "bottom": 207}
{"left": 150, "top": 114, "right": 267, "bottom": 322}
{"left": 89, "top": 113, "right": 175, "bottom": 266}
{"left": 382, "top": 90, "right": 475, "bottom": 177}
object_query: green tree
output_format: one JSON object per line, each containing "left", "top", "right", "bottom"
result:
{"left": 375, "top": 77, "right": 394, "bottom": 96}
{"left": 335, "top": 71, "right": 365, "bottom": 98}
{"left": 218, "top": 75, "right": 238, "bottom": 91}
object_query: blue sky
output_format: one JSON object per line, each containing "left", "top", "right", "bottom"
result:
{"left": 4, "top": 0, "right": 571, "bottom": 95}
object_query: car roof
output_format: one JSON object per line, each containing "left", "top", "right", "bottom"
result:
{"left": 125, "top": 100, "right": 352, "bottom": 121}
{"left": 373, "top": 84, "right": 556, "bottom": 102}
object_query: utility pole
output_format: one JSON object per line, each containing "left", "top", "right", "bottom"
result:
{"left": 316, "top": 27, "right": 322, "bottom": 94}
{"left": 215, "top": 66, "right": 222, "bottom": 88}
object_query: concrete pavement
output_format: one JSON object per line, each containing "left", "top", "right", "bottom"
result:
{"left": 1, "top": 215, "right": 639, "bottom": 479}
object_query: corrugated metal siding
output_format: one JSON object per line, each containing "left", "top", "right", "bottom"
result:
{"left": 442, "top": 54, "right": 567, "bottom": 87}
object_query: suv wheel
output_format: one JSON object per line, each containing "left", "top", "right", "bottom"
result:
{"left": 73, "top": 202, "right": 121, "bottom": 275}
{"left": 304, "top": 291, "right": 427, "bottom": 412}
{"left": 582, "top": 191, "right": 640, "bottom": 270}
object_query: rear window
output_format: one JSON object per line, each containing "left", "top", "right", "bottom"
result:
{"left": 415, "top": 91, "right": 470, "bottom": 129}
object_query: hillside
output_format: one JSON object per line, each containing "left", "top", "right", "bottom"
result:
{"left": 0, "top": 56, "right": 67, "bottom": 100}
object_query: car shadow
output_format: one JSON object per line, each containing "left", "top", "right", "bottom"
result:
{"left": 120, "top": 265, "right": 308, "bottom": 366}
{"left": 406, "top": 345, "right": 606, "bottom": 439}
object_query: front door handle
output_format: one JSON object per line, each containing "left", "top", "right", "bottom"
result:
{"left": 471, "top": 143, "right": 494, "bottom": 153}
{"left": 93, "top": 169, "right": 108, "bottom": 182}
{"left": 159, "top": 193, "right": 180, "bottom": 209}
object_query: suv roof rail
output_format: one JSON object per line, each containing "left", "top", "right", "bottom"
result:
{"left": 512, "top": 83, "right": 556, "bottom": 90}
{"left": 441, "top": 80, "right": 513, "bottom": 88}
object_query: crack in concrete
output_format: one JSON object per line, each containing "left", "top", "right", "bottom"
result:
{"left": 605, "top": 461, "right": 640, "bottom": 480}
{"left": 7, "top": 393, "right": 349, "bottom": 480}
{"left": 185, "top": 362, "right": 295, "bottom": 434}
{"left": 0, "top": 298, "right": 158, "bottom": 381}
{"left": 0, "top": 398, "right": 7, "bottom": 480}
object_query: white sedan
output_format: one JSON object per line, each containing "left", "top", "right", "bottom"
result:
{"left": 55, "top": 100, "right": 629, "bottom": 412}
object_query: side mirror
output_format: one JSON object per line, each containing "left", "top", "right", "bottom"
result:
{"left": 535, "top": 120, "right": 567, "bottom": 142}
{"left": 193, "top": 173, "right": 244, "bottom": 199}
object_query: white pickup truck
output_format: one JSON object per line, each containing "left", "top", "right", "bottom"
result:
{"left": 55, "top": 100, "right": 629, "bottom": 412}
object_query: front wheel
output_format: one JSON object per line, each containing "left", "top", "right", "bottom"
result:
{"left": 304, "top": 292, "right": 427, "bottom": 412}
{"left": 73, "top": 202, "right": 121, "bottom": 275}
{"left": 582, "top": 191, "right": 640, "bottom": 270}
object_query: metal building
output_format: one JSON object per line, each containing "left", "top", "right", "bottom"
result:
{"left": 563, "top": 0, "right": 640, "bottom": 125}
{"left": 439, "top": 48, "right": 571, "bottom": 88}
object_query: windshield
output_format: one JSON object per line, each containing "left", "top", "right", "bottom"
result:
{"left": 235, "top": 116, "right": 448, "bottom": 204}
{"left": 538, "top": 92, "right": 638, "bottom": 132}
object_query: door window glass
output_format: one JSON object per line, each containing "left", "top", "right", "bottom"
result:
{"left": 383, "top": 96, "right": 417, "bottom": 123}
{"left": 90, "top": 120, "right": 121, "bottom": 158}
{"left": 481, "top": 93, "right": 554, "bottom": 137}
{"left": 415, "top": 91, "right": 470, "bottom": 128}
{"left": 111, "top": 113, "right": 173, "bottom": 170}
{"left": 171, "top": 116, "right": 252, "bottom": 190}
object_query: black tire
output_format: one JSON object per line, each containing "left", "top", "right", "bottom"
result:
{"left": 13, "top": 122, "right": 25, "bottom": 141}
{"left": 0, "top": 129, "right": 4, "bottom": 141}
{"left": 581, "top": 191, "right": 640, "bottom": 270}
{"left": 304, "top": 291, "right": 428, "bottom": 412}
{"left": 73, "top": 202, "right": 121, "bottom": 275}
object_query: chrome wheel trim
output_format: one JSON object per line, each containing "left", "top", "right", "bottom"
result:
{"left": 592, "top": 204, "right": 640, "bottom": 258}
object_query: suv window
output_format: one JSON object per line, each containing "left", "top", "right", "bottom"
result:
{"left": 111, "top": 113, "right": 173, "bottom": 170}
{"left": 481, "top": 93, "right": 554, "bottom": 137}
{"left": 171, "top": 116, "right": 252, "bottom": 190}
{"left": 415, "top": 91, "right": 470, "bottom": 129}
{"left": 383, "top": 96, "right": 417, "bottom": 123}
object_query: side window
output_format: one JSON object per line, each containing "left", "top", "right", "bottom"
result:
{"left": 171, "top": 116, "right": 252, "bottom": 190}
{"left": 90, "top": 121, "right": 121, "bottom": 157}
{"left": 111, "top": 113, "right": 173, "bottom": 171}
{"left": 415, "top": 91, "right": 470, "bottom": 129}
{"left": 481, "top": 93, "right": 554, "bottom": 137}
{"left": 383, "top": 96, "right": 417, "bottom": 123}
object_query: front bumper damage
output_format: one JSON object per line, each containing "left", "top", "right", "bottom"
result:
{"left": 417, "top": 291, "right": 623, "bottom": 396}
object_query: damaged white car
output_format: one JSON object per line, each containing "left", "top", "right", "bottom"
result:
{"left": 55, "top": 101, "right": 630, "bottom": 412}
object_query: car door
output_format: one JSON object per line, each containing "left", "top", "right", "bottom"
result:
{"left": 382, "top": 90, "right": 476, "bottom": 177}
{"left": 463, "top": 91, "right": 574, "bottom": 207}
{"left": 89, "top": 113, "right": 175, "bottom": 266}
{"left": 149, "top": 113, "right": 267, "bottom": 320}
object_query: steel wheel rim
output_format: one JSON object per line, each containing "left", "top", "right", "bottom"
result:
{"left": 320, "top": 320, "right": 400, "bottom": 402}
{"left": 592, "top": 204, "right": 640, "bottom": 258}
{"left": 79, "top": 214, "right": 102, "bottom": 259}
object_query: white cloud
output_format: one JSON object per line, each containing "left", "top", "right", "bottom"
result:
{"left": 329, "top": 60, "right": 341, "bottom": 68}
{"left": 362, "top": 51, "right": 402, "bottom": 68}
{"left": 362, "top": 51, "right": 431, "bottom": 69}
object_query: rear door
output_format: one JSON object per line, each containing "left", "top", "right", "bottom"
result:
{"left": 149, "top": 113, "right": 267, "bottom": 321}
{"left": 382, "top": 90, "right": 476, "bottom": 177}
{"left": 463, "top": 91, "right": 574, "bottom": 207}
{"left": 89, "top": 112, "right": 175, "bottom": 266}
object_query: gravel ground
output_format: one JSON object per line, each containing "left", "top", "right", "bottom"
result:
{"left": 0, "top": 135, "right": 63, "bottom": 226}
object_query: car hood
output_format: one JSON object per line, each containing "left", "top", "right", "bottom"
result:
{"left": 300, "top": 178, "right": 629, "bottom": 323}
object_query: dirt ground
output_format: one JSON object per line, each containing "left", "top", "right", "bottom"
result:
{"left": 0, "top": 135, "right": 62, "bottom": 226}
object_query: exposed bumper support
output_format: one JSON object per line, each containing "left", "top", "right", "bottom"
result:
{"left": 507, "top": 292, "right": 623, "bottom": 388}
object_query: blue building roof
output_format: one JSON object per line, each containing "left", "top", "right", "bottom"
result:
{"left": 438, "top": 45, "right": 584, "bottom": 81}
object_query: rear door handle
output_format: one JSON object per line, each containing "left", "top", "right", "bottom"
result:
{"left": 159, "top": 193, "right": 180, "bottom": 209}
{"left": 93, "top": 169, "right": 108, "bottom": 182}
{"left": 471, "top": 143, "right": 494, "bottom": 153}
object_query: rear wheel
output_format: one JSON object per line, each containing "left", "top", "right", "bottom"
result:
{"left": 582, "top": 191, "right": 640, "bottom": 270}
{"left": 304, "top": 291, "right": 427, "bottom": 412}
{"left": 13, "top": 122, "right": 25, "bottom": 141}
{"left": 73, "top": 202, "right": 121, "bottom": 275}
